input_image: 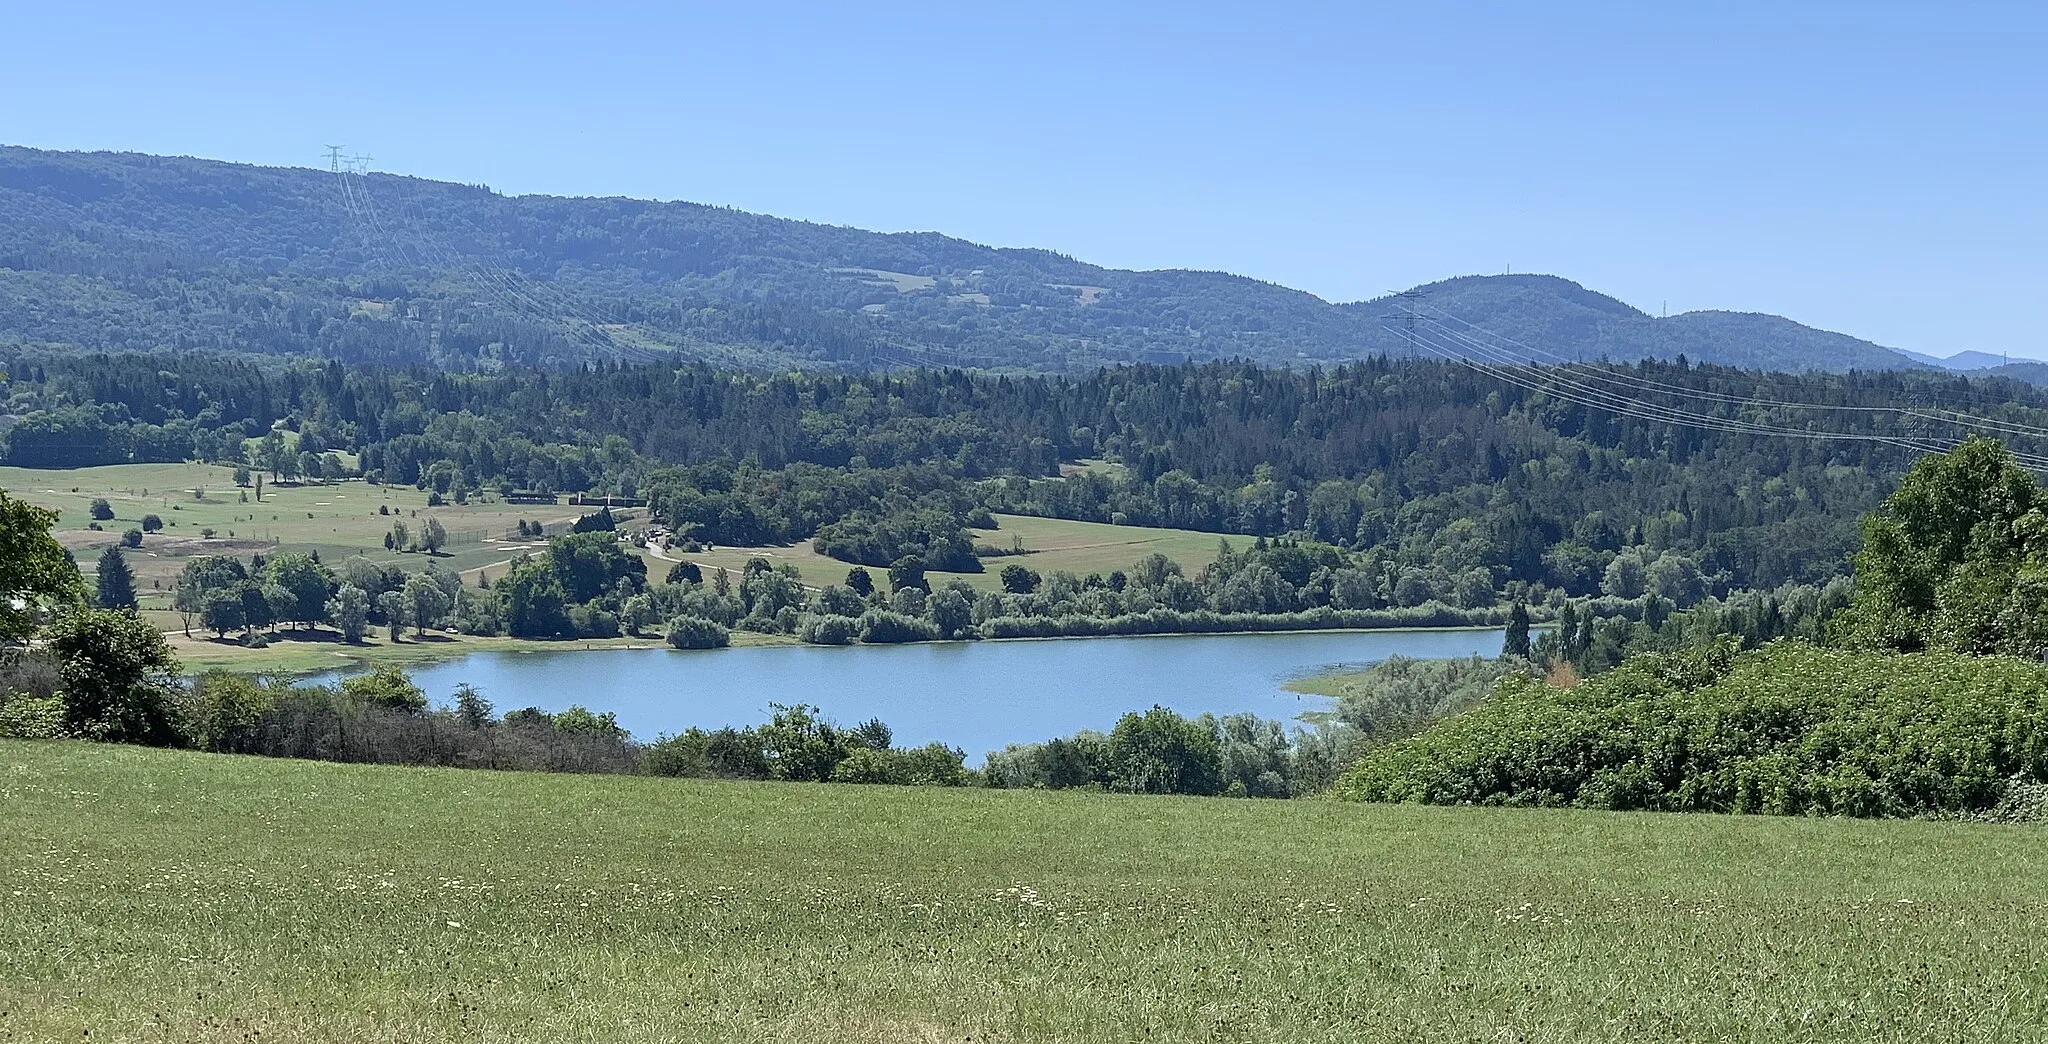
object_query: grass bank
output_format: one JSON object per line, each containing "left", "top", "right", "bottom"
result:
{"left": 168, "top": 620, "right": 1495, "bottom": 677}
{"left": 167, "top": 627, "right": 797, "bottom": 675}
{"left": 4, "top": 741, "right": 2047, "bottom": 1042}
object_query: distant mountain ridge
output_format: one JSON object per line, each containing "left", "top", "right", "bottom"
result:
{"left": 1896, "top": 348, "right": 2018, "bottom": 371}
{"left": 0, "top": 144, "right": 1960, "bottom": 373}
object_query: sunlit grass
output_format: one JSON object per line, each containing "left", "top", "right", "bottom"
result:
{"left": 4, "top": 741, "right": 2047, "bottom": 1042}
{"left": 1, "top": 462, "right": 595, "bottom": 615}
{"left": 668, "top": 513, "right": 1235, "bottom": 595}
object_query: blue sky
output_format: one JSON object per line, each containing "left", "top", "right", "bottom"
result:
{"left": 6, "top": 2, "right": 2046, "bottom": 356}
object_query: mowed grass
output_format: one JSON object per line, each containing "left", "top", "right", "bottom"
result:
{"left": 7, "top": 464, "right": 1227, "bottom": 601}
{"left": 0, "top": 463, "right": 595, "bottom": 610}
{"left": 5, "top": 743, "right": 2048, "bottom": 1042}
{"left": 670, "top": 513, "right": 1234, "bottom": 593}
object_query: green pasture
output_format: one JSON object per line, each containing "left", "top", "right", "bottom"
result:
{"left": 4, "top": 742, "right": 2046, "bottom": 1042}
{"left": 668, "top": 512, "right": 1234, "bottom": 593}
{"left": 0, "top": 462, "right": 594, "bottom": 610}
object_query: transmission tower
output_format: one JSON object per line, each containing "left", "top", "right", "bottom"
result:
{"left": 324, "top": 145, "right": 346, "bottom": 173}
{"left": 1383, "top": 289, "right": 1438, "bottom": 359}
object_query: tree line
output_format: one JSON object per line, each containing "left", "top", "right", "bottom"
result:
{"left": 1337, "top": 438, "right": 2048, "bottom": 819}
{"left": 14, "top": 351, "right": 2042, "bottom": 610}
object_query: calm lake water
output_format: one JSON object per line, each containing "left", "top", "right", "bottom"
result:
{"left": 326, "top": 628, "right": 1509, "bottom": 759}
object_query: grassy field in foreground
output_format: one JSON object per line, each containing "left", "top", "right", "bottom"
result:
{"left": 670, "top": 512, "right": 1234, "bottom": 593}
{"left": 4, "top": 743, "right": 2047, "bottom": 1042}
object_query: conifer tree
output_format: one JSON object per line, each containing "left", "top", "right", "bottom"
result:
{"left": 96, "top": 546, "right": 137, "bottom": 610}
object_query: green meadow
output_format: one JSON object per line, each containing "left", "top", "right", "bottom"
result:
{"left": 0, "top": 462, "right": 591, "bottom": 605}
{"left": 5, "top": 741, "right": 2046, "bottom": 1043}
{"left": 670, "top": 512, "right": 1232, "bottom": 594}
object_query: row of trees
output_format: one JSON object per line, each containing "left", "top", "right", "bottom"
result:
{"left": 983, "top": 707, "right": 1354, "bottom": 798}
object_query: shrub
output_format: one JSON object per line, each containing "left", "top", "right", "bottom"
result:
{"left": 644, "top": 727, "right": 768, "bottom": 779}
{"left": 45, "top": 607, "right": 188, "bottom": 746}
{"left": 339, "top": 665, "right": 427, "bottom": 712}
{"left": 1325, "top": 654, "right": 1534, "bottom": 744}
{"left": 1107, "top": 706, "right": 1224, "bottom": 796}
{"left": 665, "top": 615, "right": 731, "bottom": 650}
{"left": 830, "top": 747, "right": 903, "bottom": 784}
{"left": 190, "top": 671, "right": 280, "bottom": 751}
{"left": 984, "top": 732, "right": 1111, "bottom": 790}
{"left": 1337, "top": 641, "right": 2048, "bottom": 818}
{"left": 0, "top": 696, "right": 66, "bottom": 739}
{"left": 760, "top": 703, "right": 851, "bottom": 781}
{"left": 800, "top": 614, "right": 859, "bottom": 645}
{"left": 569, "top": 601, "right": 622, "bottom": 638}
{"left": 88, "top": 498, "right": 114, "bottom": 521}
{"left": 975, "top": 604, "right": 1502, "bottom": 640}
{"left": 1000, "top": 563, "right": 1041, "bottom": 594}
{"left": 856, "top": 610, "right": 940, "bottom": 644}
{"left": 828, "top": 744, "right": 969, "bottom": 786}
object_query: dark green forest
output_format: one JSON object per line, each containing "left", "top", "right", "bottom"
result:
{"left": 11, "top": 349, "right": 2048, "bottom": 608}
{"left": 0, "top": 146, "right": 1946, "bottom": 373}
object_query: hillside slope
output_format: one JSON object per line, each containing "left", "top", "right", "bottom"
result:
{"left": 0, "top": 145, "right": 1927, "bottom": 372}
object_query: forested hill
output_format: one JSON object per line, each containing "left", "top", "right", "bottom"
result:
{"left": 1, "top": 145, "right": 1931, "bottom": 373}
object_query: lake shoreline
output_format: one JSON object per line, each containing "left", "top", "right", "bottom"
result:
{"left": 180, "top": 622, "right": 1512, "bottom": 678}
{"left": 303, "top": 627, "right": 1514, "bottom": 760}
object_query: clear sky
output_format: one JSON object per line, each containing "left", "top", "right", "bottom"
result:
{"left": 6, "top": 2, "right": 2046, "bottom": 357}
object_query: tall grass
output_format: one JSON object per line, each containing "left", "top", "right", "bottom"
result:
{"left": 5, "top": 741, "right": 2048, "bottom": 1042}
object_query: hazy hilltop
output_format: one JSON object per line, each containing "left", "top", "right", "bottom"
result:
{"left": 0, "top": 145, "right": 1935, "bottom": 372}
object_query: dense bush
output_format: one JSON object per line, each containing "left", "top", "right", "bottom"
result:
{"left": 798, "top": 614, "right": 860, "bottom": 645}
{"left": 1834, "top": 437, "right": 2048, "bottom": 659}
{"left": 665, "top": 615, "right": 731, "bottom": 650}
{"left": 1337, "top": 641, "right": 2048, "bottom": 817}
{"left": 45, "top": 608, "right": 187, "bottom": 746}
{"left": 829, "top": 744, "right": 970, "bottom": 786}
{"left": 856, "top": 610, "right": 941, "bottom": 644}
{"left": 0, "top": 650, "right": 66, "bottom": 740}
{"left": 811, "top": 509, "right": 981, "bottom": 572}
{"left": 643, "top": 727, "right": 772, "bottom": 780}
{"left": 1322, "top": 654, "right": 1535, "bottom": 744}
{"left": 983, "top": 707, "right": 1334, "bottom": 797}
{"left": 0, "top": 696, "right": 66, "bottom": 739}
{"left": 645, "top": 704, "right": 968, "bottom": 786}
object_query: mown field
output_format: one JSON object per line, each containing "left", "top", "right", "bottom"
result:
{"left": 4, "top": 742, "right": 2047, "bottom": 1043}
{"left": 669, "top": 512, "right": 1231, "bottom": 593}
{"left": 4, "top": 466, "right": 1230, "bottom": 608}
{"left": 0, "top": 463, "right": 592, "bottom": 609}
{"left": 161, "top": 627, "right": 799, "bottom": 674}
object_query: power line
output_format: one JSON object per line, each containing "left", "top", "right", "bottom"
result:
{"left": 1383, "top": 319, "right": 2048, "bottom": 470}
{"left": 1412, "top": 304, "right": 2048, "bottom": 443}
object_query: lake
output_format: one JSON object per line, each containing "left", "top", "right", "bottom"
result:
{"left": 333, "top": 628, "right": 1510, "bottom": 759}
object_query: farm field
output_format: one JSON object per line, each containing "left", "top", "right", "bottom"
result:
{"left": 5, "top": 466, "right": 1230, "bottom": 604}
{"left": 5, "top": 743, "right": 2048, "bottom": 1043}
{"left": 665, "top": 512, "right": 1233, "bottom": 593}
{"left": 0, "top": 462, "right": 597, "bottom": 610}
